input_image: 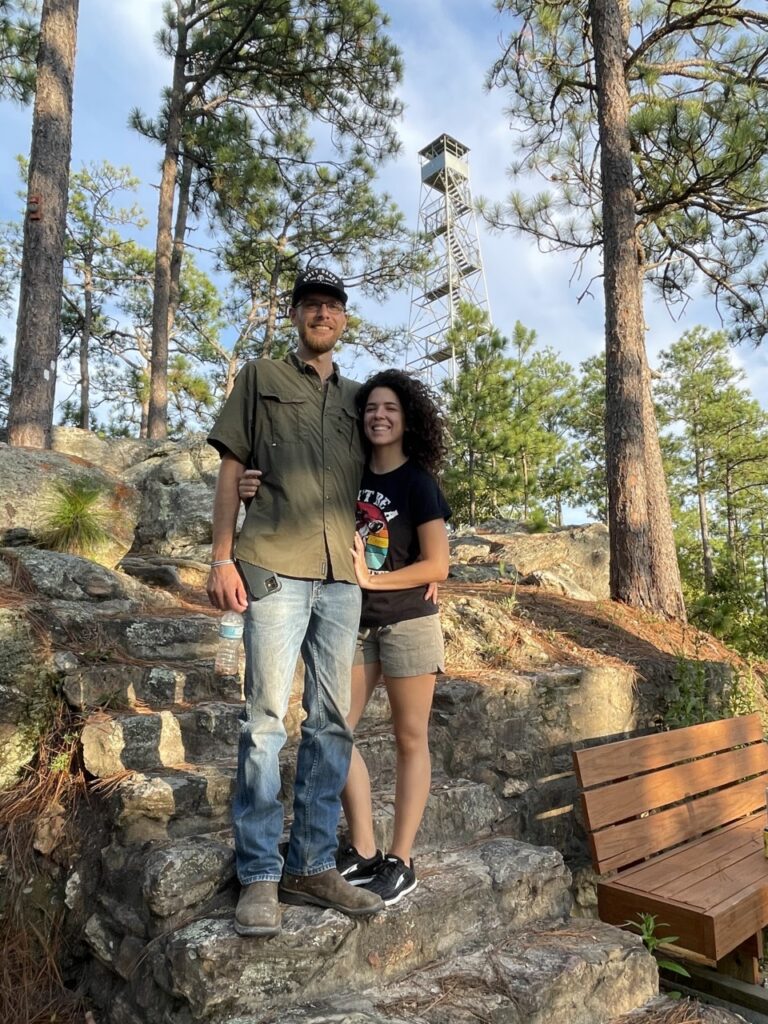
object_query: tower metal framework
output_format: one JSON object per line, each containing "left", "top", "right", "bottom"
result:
{"left": 406, "top": 134, "right": 491, "bottom": 381}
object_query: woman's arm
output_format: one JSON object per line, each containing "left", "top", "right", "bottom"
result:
{"left": 351, "top": 518, "right": 449, "bottom": 591}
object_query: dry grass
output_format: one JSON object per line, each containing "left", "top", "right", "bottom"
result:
{"left": 0, "top": 703, "right": 91, "bottom": 1024}
{"left": 0, "top": 922, "right": 89, "bottom": 1024}
{"left": 612, "top": 999, "right": 711, "bottom": 1023}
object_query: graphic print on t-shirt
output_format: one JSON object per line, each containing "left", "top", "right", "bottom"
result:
{"left": 356, "top": 501, "right": 389, "bottom": 570}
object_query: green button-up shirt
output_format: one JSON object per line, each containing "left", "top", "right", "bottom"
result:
{"left": 207, "top": 352, "right": 363, "bottom": 583}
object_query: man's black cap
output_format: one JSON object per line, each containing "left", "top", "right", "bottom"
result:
{"left": 291, "top": 268, "right": 348, "bottom": 307}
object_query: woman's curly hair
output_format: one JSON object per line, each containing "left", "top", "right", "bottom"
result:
{"left": 355, "top": 369, "right": 446, "bottom": 476}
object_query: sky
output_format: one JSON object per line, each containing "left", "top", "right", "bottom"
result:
{"left": 2, "top": 0, "right": 768, "bottom": 406}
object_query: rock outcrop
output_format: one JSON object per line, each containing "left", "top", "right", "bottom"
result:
{"left": 450, "top": 522, "right": 610, "bottom": 600}
{"left": 0, "top": 443, "right": 141, "bottom": 569}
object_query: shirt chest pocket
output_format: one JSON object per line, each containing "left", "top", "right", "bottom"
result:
{"left": 337, "top": 397, "right": 364, "bottom": 459}
{"left": 260, "top": 390, "right": 307, "bottom": 445}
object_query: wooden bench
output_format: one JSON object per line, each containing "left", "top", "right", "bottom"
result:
{"left": 573, "top": 713, "right": 768, "bottom": 983}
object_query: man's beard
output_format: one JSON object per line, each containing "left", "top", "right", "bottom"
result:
{"left": 297, "top": 323, "right": 340, "bottom": 354}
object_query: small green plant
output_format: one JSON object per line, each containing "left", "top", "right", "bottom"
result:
{"left": 664, "top": 647, "right": 719, "bottom": 729}
{"left": 39, "top": 477, "right": 111, "bottom": 558}
{"left": 527, "top": 509, "right": 550, "bottom": 533}
{"left": 626, "top": 912, "right": 691, "bottom": 979}
{"left": 725, "top": 663, "right": 764, "bottom": 720}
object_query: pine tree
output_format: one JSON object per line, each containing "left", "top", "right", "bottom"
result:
{"left": 569, "top": 354, "right": 608, "bottom": 523}
{"left": 61, "top": 163, "right": 146, "bottom": 429}
{"left": 7, "top": 0, "right": 78, "bottom": 448}
{"left": 134, "top": 0, "right": 403, "bottom": 439}
{"left": 656, "top": 326, "right": 768, "bottom": 652}
{"left": 441, "top": 304, "right": 517, "bottom": 527}
{"left": 212, "top": 124, "right": 426, "bottom": 374}
{"left": 485, "top": 1, "right": 768, "bottom": 618}
{"left": 506, "top": 321, "right": 580, "bottom": 522}
{"left": 0, "top": 0, "right": 38, "bottom": 103}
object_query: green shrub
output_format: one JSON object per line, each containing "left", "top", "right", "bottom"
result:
{"left": 39, "top": 478, "right": 111, "bottom": 558}
{"left": 527, "top": 508, "right": 550, "bottom": 533}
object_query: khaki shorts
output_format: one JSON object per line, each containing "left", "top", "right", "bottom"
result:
{"left": 353, "top": 614, "right": 445, "bottom": 678}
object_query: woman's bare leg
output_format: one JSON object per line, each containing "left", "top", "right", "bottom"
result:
{"left": 340, "top": 660, "right": 381, "bottom": 858}
{"left": 385, "top": 672, "right": 436, "bottom": 863}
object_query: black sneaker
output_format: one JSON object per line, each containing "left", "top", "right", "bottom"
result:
{"left": 336, "top": 843, "right": 384, "bottom": 885}
{"left": 362, "top": 854, "right": 417, "bottom": 906}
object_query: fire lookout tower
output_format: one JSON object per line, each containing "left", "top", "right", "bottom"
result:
{"left": 406, "top": 134, "right": 491, "bottom": 380}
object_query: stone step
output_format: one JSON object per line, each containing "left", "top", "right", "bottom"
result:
{"left": 367, "top": 918, "right": 657, "bottom": 1024}
{"left": 98, "top": 612, "right": 222, "bottom": 661}
{"left": 96, "top": 776, "right": 504, "bottom": 935}
{"left": 97, "top": 838, "right": 573, "bottom": 1023}
{"left": 81, "top": 702, "right": 243, "bottom": 776}
{"left": 82, "top": 688, "right": 397, "bottom": 778}
{"left": 102, "top": 708, "right": 502, "bottom": 844}
{"left": 106, "top": 760, "right": 237, "bottom": 844}
{"left": 63, "top": 661, "right": 241, "bottom": 711}
{"left": 247, "top": 919, "right": 657, "bottom": 1024}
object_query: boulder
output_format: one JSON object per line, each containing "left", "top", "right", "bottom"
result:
{"left": 519, "top": 569, "right": 598, "bottom": 601}
{"left": 4, "top": 548, "right": 175, "bottom": 612}
{"left": 52, "top": 426, "right": 162, "bottom": 475}
{"left": 0, "top": 607, "right": 56, "bottom": 789}
{"left": 458, "top": 522, "right": 610, "bottom": 600}
{"left": 0, "top": 443, "right": 140, "bottom": 568}
{"left": 125, "top": 436, "right": 225, "bottom": 560}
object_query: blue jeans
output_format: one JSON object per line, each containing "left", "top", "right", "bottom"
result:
{"left": 234, "top": 575, "right": 361, "bottom": 883}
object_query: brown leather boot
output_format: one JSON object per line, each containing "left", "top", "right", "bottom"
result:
{"left": 234, "top": 881, "right": 281, "bottom": 937}
{"left": 279, "top": 868, "right": 384, "bottom": 916}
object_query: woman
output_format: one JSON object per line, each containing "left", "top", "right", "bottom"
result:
{"left": 340, "top": 369, "right": 450, "bottom": 905}
{"left": 238, "top": 369, "right": 450, "bottom": 906}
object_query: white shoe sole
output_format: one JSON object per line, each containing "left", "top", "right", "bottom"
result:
{"left": 382, "top": 877, "right": 418, "bottom": 906}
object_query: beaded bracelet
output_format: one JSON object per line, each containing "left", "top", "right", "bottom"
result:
{"left": 210, "top": 558, "right": 236, "bottom": 567}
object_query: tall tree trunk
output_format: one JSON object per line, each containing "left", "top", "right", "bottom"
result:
{"left": 724, "top": 465, "right": 736, "bottom": 550}
{"left": 262, "top": 249, "right": 286, "bottom": 357}
{"left": 147, "top": 42, "right": 186, "bottom": 440}
{"left": 168, "top": 147, "right": 192, "bottom": 341}
{"left": 7, "top": 0, "right": 79, "bottom": 448}
{"left": 79, "top": 256, "right": 93, "bottom": 429}
{"left": 468, "top": 448, "right": 476, "bottom": 527}
{"left": 760, "top": 515, "right": 768, "bottom": 614}
{"left": 693, "top": 440, "right": 714, "bottom": 592}
{"left": 590, "top": 0, "right": 686, "bottom": 621}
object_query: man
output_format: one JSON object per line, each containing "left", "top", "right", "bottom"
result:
{"left": 206, "top": 268, "right": 383, "bottom": 937}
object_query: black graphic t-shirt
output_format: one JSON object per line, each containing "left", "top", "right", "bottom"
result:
{"left": 356, "top": 460, "right": 451, "bottom": 628}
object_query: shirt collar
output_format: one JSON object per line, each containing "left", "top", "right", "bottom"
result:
{"left": 286, "top": 350, "right": 340, "bottom": 383}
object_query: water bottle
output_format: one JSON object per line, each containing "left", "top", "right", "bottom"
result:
{"left": 215, "top": 611, "right": 244, "bottom": 675}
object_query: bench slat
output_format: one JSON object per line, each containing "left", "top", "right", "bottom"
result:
{"left": 588, "top": 772, "right": 768, "bottom": 874}
{"left": 621, "top": 817, "right": 757, "bottom": 888}
{"left": 574, "top": 713, "right": 763, "bottom": 789}
{"left": 675, "top": 834, "right": 768, "bottom": 909}
{"left": 619, "top": 817, "right": 759, "bottom": 896}
{"left": 582, "top": 742, "right": 768, "bottom": 832}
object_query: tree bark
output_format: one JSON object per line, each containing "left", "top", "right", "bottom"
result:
{"left": 147, "top": 42, "right": 187, "bottom": 440}
{"left": 7, "top": 0, "right": 79, "bottom": 448}
{"left": 168, "top": 147, "right": 192, "bottom": 343}
{"left": 262, "top": 249, "right": 286, "bottom": 357}
{"left": 693, "top": 435, "right": 715, "bottom": 592}
{"left": 79, "top": 255, "right": 93, "bottom": 428}
{"left": 590, "top": 0, "right": 686, "bottom": 621}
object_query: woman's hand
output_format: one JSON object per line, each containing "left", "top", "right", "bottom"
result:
{"left": 351, "top": 532, "right": 373, "bottom": 589}
{"left": 238, "top": 469, "right": 262, "bottom": 502}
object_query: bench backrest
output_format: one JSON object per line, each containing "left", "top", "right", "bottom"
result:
{"left": 573, "top": 713, "right": 768, "bottom": 875}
